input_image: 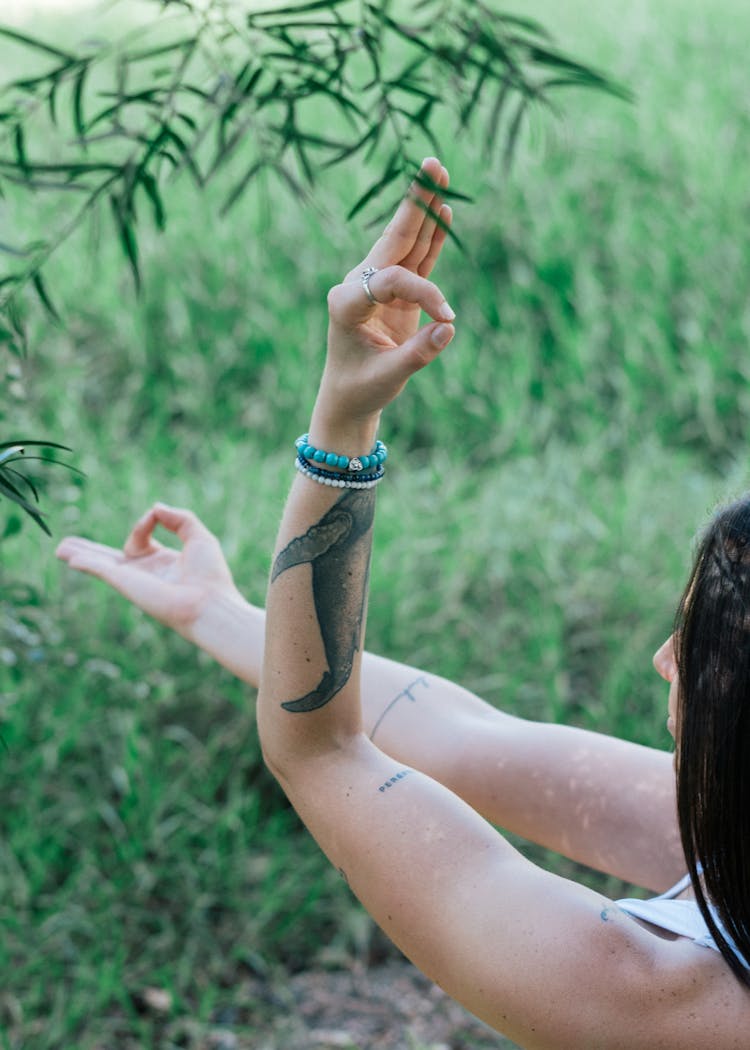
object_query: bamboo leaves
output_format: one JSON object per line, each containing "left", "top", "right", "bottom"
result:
{"left": 0, "top": 0, "right": 628, "bottom": 316}
{"left": 0, "top": 0, "right": 628, "bottom": 535}
{"left": 0, "top": 442, "right": 74, "bottom": 535}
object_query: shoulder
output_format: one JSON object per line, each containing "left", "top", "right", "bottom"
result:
{"left": 580, "top": 905, "right": 750, "bottom": 1050}
{"left": 468, "top": 866, "right": 750, "bottom": 1049}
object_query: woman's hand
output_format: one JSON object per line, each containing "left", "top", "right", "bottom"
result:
{"left": 311, "top": 156, "right": 457, "bottom": 443}
{"left": 56, "top": 503, "right": 240, "bottom": 641}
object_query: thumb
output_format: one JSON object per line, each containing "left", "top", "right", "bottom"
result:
{"left": 395, "top": 321, "right": 455, "bottom": 379}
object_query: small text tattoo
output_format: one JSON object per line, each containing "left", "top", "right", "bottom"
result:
{"left": 369, "top": 675, "right": 430, "bottom": 742}
{"left": 377, "top": 769, "right": 413, "bottom": 794}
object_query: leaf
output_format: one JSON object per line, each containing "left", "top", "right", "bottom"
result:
{"left": 13, "top": 124, "right": 29, "bottom": 177}
{"left": 250, "top": 0, "right": 352, "bottom": 19}
{"left": 0, "top": 160, "right": 118, "bottom": 176}
{"left": 0, "top": 473, "right": 45, "bottom": 519}
{"left": 411, "top": 172, "right": 470, "bottom": 202}
{"left": 0, "top": 242, "right": 30, "bottom": 258}
{"left": 347, "top": 154, "right": 405, "bottom": 221}
{"left": 31, "top": 272, "right": 61, "bottom": 322}
{"left": 0, "top": 440, "right": 72, "bottom": 452}
{"left": 412, "top": 195, "right": 465, "bottom": 250}
{"left": 4, "top": 465, "right": 40, "bottom": 502}
{"left": 48, "top": 73, "right": 61, "bottom": 126}
{"left": 109, "top": 193, "right": 141, "bottom": 291}
{"left": 485, "top": 75, "right": 513, "bottom": 159}
{"left": 527, "top": 45, "right": 632, "bottom": 101}
{"left": 138, "top": 172, "right": 166, "bottom": 230}
{"left": 0, "top": 25, "right": 74, "bottom": 61}
{"left": 503, "top": 94, "right": 529, "bottom": 170}
{"left": 221, "top": 159, "right": 265, "bottom": 215}
{"left": 127, "top": 36, "right": 197, "bottom": 62}
{"left": 0, "top": 446, "right": 25, "bottom": 466}
{"left": 494, "top": 12, "right": 552, "bottom": 40}
{"left": 322, "top": 123, "right": 379, "bottom": 168}
{"left": 273, "top": 160, "right": 310, "bottom": 203}
{"left": 72, "top": 62, "right": 88, "bottom": 138}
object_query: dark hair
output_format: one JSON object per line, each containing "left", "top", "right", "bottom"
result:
{"left": 674, "top": 496, "right": 750, "bottom": 984}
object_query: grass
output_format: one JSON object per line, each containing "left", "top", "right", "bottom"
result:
{"left": 4, "top": 0, "right": 750, "bottom": 1045}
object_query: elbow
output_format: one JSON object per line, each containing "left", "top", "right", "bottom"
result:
{"left": 256, "top": 689, "right": 287, "bottom": 785}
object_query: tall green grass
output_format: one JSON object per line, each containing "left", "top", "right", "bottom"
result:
{"left": 4, "top": 0, "right": 750, "bottom": 1045}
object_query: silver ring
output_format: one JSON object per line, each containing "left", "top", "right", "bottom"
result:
{"left": 361, "top": 266, "right": 379, "bottom": 306}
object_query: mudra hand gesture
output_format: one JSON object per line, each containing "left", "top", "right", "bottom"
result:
{"left": 55, "top": 504, "right": 239, "bottom": 640}
{"left": 313, "top": 156, "right": 456, "bottom": 437}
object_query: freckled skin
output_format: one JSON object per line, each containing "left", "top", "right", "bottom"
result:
{"left": 271, "top": 489, "right": 376, "bottom": 712}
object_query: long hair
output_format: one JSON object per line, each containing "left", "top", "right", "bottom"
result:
{"left": 674, "top": 496, "right": 750, "bottom": 984}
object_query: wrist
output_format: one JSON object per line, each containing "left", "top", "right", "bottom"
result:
{"left": 308, "top": 396, "right": 381, "bottom": 457}
{"left": 190, "top": 587, "right": 266, "bottom": 686}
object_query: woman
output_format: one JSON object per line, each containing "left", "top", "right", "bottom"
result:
{"left": 57, "top": 158, "right": 749, "bottom": 1047}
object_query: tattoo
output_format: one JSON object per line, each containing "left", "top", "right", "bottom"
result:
{"left": 271, "top": 489, "right": 376, "bottom": 713}
{"left": 377, "top": 769, "right": 413, "bottom": 794}
{"left": 369, "top": 675, "right": 430, "bottom": 742}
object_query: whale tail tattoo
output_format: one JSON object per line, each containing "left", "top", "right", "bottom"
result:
{"left": 270, "top": 488, "right": 376, "bottom": 713}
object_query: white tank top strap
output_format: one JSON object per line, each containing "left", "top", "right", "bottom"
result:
{"left": 651, "top": 872, "right": 692, "bottom": 900}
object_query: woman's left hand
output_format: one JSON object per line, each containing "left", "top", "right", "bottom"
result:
{"left": 312, "top": 157, "right": 457, "bottom": 440}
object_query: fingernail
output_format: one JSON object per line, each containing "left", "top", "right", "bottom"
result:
{"left": 438, "top": 302, "right": 456, "bottom": 321}
{"left": 431, "top": 324, "right": 454, "bottom": 348}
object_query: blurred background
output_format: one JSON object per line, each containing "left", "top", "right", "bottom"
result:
{"left": 2, "top": 0, "right": 750, "bottom": 1046}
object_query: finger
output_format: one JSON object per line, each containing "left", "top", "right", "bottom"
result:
{"left": 62, "top": 546, "right": 174, "bottom": 614}
{"left": 123, "top": 502, "right": 210, "bottom": 558}
{"left": 418, "top": 204, "right": 452, "bottom": 278}
{"left": 400, "top": 165, "right": 449, "bottom": 272}
{"left": 332, "top": 265, "right": 455, "bottom": 327}
{"left": 149, "top": 502, "right": 214, "bottom": 544}
{"left": 366, "top": 157, "right": 445, "bottom": 268}
{"left": 403, "top": 321, "right": 456, "bottom": 372}
{"left": 59, "top": 545, "right": 125, "bottom": 585}
{"left": 380, "top": 321, "right": 456, "bottom": 387}
{"left": 123, "top": 507, "right": 162, "bottom": 558}
{"left": 56, "top": 536, "right": 126, "bottom": 563}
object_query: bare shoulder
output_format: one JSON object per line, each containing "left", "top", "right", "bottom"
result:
{"left": 551, "top": 899, "right": 750, "bottom": 1050}
{"left": 460, "top": 861, "right": 750, "bottom": 1049}
{"left": 642, "top": 936, "right": 750, "bottom": 1050}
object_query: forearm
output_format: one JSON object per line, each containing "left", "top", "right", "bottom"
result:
{"left": 258, "top": 468, "right": 375, "bottom": 774}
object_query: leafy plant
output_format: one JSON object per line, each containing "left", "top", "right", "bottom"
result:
{"left": 0, "top": 0, "right": 628, "bottom": 534}
{"left": 0, "top": 440, "right": 74, "bottom": 535}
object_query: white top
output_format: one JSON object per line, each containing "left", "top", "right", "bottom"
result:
{"left": 616, "top": 874, "right": 749, "bottom": 967}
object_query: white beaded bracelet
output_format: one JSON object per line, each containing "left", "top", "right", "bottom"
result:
{"left": 295, "top": 457, "right": 384, "bottom": 490}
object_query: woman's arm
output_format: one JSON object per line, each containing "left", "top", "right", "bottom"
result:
{"left": 255, "top": 162, "right": 723, "bottom": 1048}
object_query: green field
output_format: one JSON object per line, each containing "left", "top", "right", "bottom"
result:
{"left": 3, "top": 0, "right": 750, "bottom": 1046}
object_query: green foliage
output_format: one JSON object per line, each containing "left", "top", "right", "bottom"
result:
{"left": 0, "top": 0, "right": 623, "bottom": 311}
{"left": 0, "top": 440, "right": 74, "bottom": 534}
{"left": 2, "top": 0, "right": 750, "bottom": 1044}
{"left": 0, "top": 0, "right": 624, "bottom": 532}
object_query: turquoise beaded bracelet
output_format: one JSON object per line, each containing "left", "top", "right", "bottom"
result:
{"left": 295, "top": 433, "right": 387, "bottom": 473}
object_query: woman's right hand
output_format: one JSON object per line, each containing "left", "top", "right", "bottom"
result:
{"left": 56, "top": 503, "right": 240, "bottom": 641}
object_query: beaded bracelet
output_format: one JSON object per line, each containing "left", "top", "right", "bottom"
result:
{"left": 295, "top": 433, "right": 387, "bottom": 473}
{"left": 295, "top": 456, "right": 384, "bottom": 489}
{"left": 296, "top": 455, "right": 384, "bottom": 484}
